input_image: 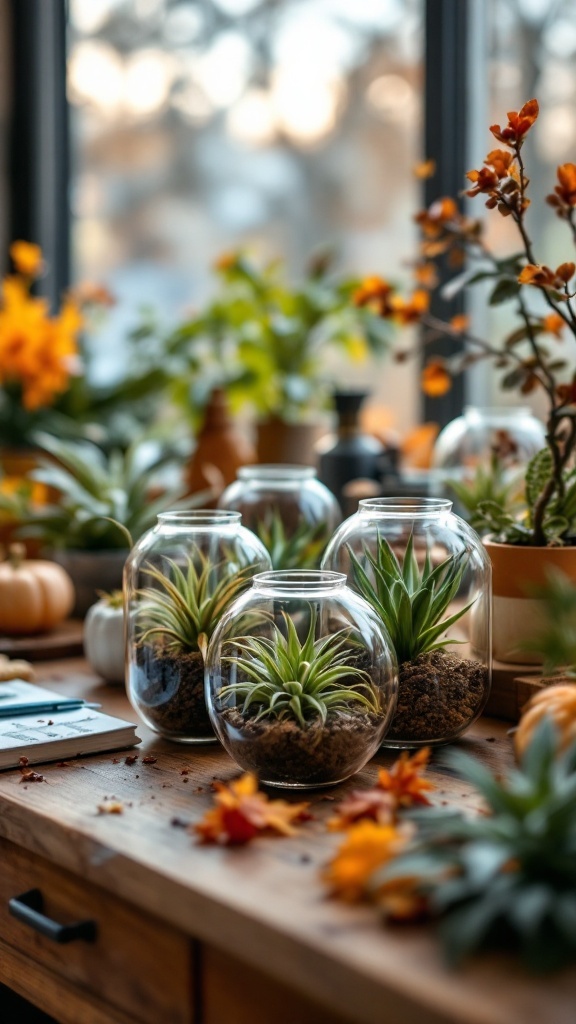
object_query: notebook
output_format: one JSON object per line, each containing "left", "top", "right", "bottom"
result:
{"left": 0, "top": 680, "right": 140, "bottom": 770}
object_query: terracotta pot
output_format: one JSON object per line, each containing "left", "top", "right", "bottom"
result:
{"left": 186, "top": 389, "right": 255, "bottom": 497}
{"left": 484, "top": 539, "right": 576, "bottom": 664}
{"left": 49, "top": 549, "right": 128, "bottom": 618}
{"left": 256, "top": 417, "right": 321, "bottom": 466}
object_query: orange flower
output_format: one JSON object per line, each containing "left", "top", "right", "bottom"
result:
{"left": 389, "top": 288, "right": 430, "bottom": 325}
{"left": 413, "top": 262, "right": 439, "bottom": 290}
{"left": 10, "top": 241, "right": 43, "bottom": 277}
{"left": 353, "top": 276, "right": 394, "bottom": 314}
{"left": 518, "top": 263, "right": 574, "bottom": 290}
{"left": 415, "top": 197, "right": 459, "bottom": 238}
{"left": 322, "top": 821, "right": 411, "bottom": 902}
{"left": 194, "top": 773, "right": 310, "bottom": 846}
{"left": 377, "top": 748, "right": 435, "bottom": 808}
{"left": 547, "top": 163, "right": 576, "bottom": 216}
{"left": 421, "top": 359, "right": 452, "bottom": 397}
{"left": 413, "top": 158, "right": 436, "bottom": 180}
{"left": 450, "top": 314, "right": 470, "bottom": 334}
{"left": 543, "top": 313, "right": 565, "bottom": 338}
{"left": 489, "top": 99, "right": 539, "bottom": 147}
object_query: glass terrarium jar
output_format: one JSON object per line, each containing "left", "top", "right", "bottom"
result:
{"left": 432, "top": 405, "right": 545, "bottom": 480}
{"left": 206, "top": 569, "right": 398, "bottom": 787}
{"left": 322, "top": 498, "right": 491, "bottom": 747}
{"left": 217, "top": 465, "right": 341, "bottom": 569}
{"left": 125, "top": 510, "right": 271, "bottom": 743}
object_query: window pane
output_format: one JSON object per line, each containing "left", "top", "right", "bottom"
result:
{"left": 68, "top": 0, "right": 424, "bottom": 433}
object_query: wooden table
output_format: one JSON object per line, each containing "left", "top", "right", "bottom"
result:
{"left": 0, "top": 659, "right": 575, "bottom": 1024}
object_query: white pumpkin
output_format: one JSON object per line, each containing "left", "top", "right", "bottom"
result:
{"left": 83, "top": 591, "right": 125, "bottom": 684}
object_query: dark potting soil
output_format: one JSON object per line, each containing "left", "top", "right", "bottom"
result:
{"left": 218, "top": 707, "right": 383, "bottom": 786}
{"left": 387, "top": 649, "right": 489, "bottom": 744}
{"left": 134, "top": 647, "right": 213, "bottom": 740}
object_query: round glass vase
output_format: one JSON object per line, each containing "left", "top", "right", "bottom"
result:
{"left": 322, "top": 498, "right": 492, "bottom": 747}
{"left": 124, "top": 510, "right": 271, "bottom": 743}
{"left": 217, "top": 465, "right": 341, "bottom": 569}
{"left": 205, "top": 570, "right": 398, "bottom": 787}
{"left": 432, "top": 406, "right": 545, "bottom": 479}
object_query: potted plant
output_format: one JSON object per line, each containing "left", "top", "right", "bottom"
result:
{"left": 354, "top": 99, "right": 576, "bottom": 663}
{"left": 206, "top": 570, "right": 397, "bottom": 786}
{"left": 0, "top": 433, "right": 208, "bottom": 616}
{"left": 140, "top": 251, "right": 392, "bottom": 465}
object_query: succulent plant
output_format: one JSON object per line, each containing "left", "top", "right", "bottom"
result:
{"left": 0, "top": 432, "right": 212, "bottom": 551}
{"left": 374, "top": 718, "right": 576, "bottom": 971}
{"left": 219, "top": 609, "right": 380, "bottom": 727}
{"left": 348, "top": 534, "right": 471, "bottom": 664}
{"left": 137, "top": 552, "right": 258, "bottom": 659}
{"left": 255, "top": 510, "right": 329, "bottom": 570}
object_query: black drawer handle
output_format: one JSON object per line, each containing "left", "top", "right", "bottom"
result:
{"left": 8, "top": 888, "right": 97, "bottom": 943}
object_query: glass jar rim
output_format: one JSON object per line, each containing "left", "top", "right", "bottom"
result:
{"left": 358, "top": 497, "right": 452, "bottom": 517}
{"left": 463, "top": 404, "right": 532, "bottom": 418}
{"left": 237, "top": 464, "right": 316, "bottom": 481}
{"left": 252, "top": 569, "right": 346, "bottom": 592}
{"left": 157, "top": 509, "right": 241, "bottom": 526}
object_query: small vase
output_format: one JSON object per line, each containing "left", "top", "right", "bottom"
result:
{"left": 186, "top": 389, "right": 255, "bottom": 496}
{"left": 255, "top": 417, "right": 321, "bottom": 466}
{"left": 206, "top": 569, "right": 397, "bottom": 787}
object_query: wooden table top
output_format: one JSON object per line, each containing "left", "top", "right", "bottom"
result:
{"left": 0, "top": 658, "right": 575, "bottom": 1024}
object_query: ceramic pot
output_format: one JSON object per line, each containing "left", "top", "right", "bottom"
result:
{"left": 50, "top": 549, "right": 128, "bottom": 618}
{"left": 186, "top": 389, "right": 255, "bottom": 496}
{"left": 484, "top": 540, "right": 576, "bottom": 664}
{"left": 255, "top": 417, "right": 321, "bottom": 466}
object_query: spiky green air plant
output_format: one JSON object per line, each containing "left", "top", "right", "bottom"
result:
{"left": 255, "top": 510, "right": 329, "bottom": 570}
{"left": 373, "top": 719, "right": 576, "bottom": 972}
{"left": 219, "top": 610, "right": 380, "bottom": 727}
{"left": 348, "top": 534, "right": 472, "bottom": 664}
{"left": 137, "top": 553, "right": 259, "bottom": 660}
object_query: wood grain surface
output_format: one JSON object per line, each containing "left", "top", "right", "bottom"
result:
{"left": 0, "top": 659, "right": 574, "bottom": 1024}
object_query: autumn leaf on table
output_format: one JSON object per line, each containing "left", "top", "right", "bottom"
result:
{"left": 328, "top": 748, "right": 434, "bottom": 831}
{"left": 322, "top": 821, "right": 413, "bottom": 902}
{"left": 194, "top": 773, "right": 311, "bottom": 846}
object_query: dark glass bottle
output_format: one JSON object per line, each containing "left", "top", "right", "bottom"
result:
{"left": 316, "top": 392, "right": 386, "bottom": 506}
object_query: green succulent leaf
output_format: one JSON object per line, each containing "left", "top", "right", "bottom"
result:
{"left": 219, "top": 608, "right": 381, "bottom": 725}
{"left": 348, "top": 535, "right": 472, "bottom": 664}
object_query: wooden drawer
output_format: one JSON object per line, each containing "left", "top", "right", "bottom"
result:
{"left": 0, "top": 837, "right": 194, "bottom": 1024}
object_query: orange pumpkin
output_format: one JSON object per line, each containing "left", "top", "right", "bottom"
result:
{"left": 0, "top": 544, "right": 75, "bottom": 635}
{"left": 515, "top": 684, "right": 576, "bottom": 759}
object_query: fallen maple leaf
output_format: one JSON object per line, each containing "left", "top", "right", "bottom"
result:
{"left": 377, "top": 748, "right": 435, "bottom": 808}
{"left": 323, "top": 820, "right": 412, "bottom": 902}
{"left": 194, "top": 773, "right": 311, "bottom": 846}
{"left": 328, "top": 789, "right": 396, "bottom": 830}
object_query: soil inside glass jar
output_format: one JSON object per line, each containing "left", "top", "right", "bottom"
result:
{"left": 387, "top": 649, "right": 488, "bottom": 744}
{"left": 135, "top": 645, "right": 213, "bottom": 739}
{"left": 218, "top": 707, "right": 382, "bottom": 786}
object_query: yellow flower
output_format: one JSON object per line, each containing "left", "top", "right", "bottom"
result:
{"left": 10, "top": 241, "right": 43, "bottom": 277}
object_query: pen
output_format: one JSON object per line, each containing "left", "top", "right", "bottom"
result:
{"left": 0, "top": 700, "right": 102, "bottom": 718}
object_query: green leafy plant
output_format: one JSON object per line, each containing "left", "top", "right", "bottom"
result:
{"left": 220, "top": 610, "right": 379, "bottom": 727}
{"left": 447, "top": 453, "right": 523, "bottom": 533}
{"left": 348, "top": 535, "right": 471, "bottom": 664}
{"left": 472, "top": 448, "right": 576, "bottom": 545}
{"left": 136, "top": 250, "right": 392, "bottom": 428}
{"left": 255, "top": 510, "right": 329, "bottom": 570}
{"left": 375, "top": 719, "right": 576, "bottom": 971}
{"left": 0, "top": 433, "right": 210, "bottom": 552}
{"left": 138, "top": 553, "right": 259, "bottom": 659}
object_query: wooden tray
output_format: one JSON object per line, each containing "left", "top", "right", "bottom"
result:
{"left": 0, "top": 620, "right": 84, "bottom": 661}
